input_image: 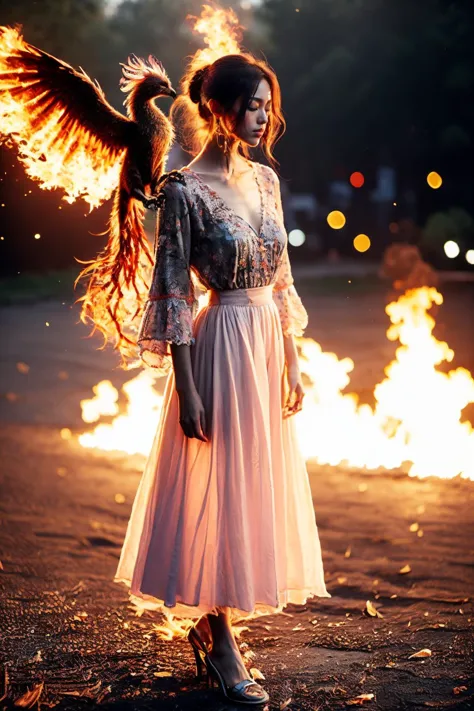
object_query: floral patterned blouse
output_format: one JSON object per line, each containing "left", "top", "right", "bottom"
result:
{"left": 138, "top": 161, "right": 308, "bottom": 374}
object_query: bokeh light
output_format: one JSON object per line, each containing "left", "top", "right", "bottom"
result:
{"left": 353, "top": 234, "right": 371, "bottom": 252}
{"left": 465, "top": 249, "right": 474, "bottom": 265}
{"left": 327, "top": 210, "right": 346, "bottom": 229}
{"left": 289, "top": 229, "right": 306, "bottom": 247}
{"left": 350, "top": 171, "right": 364, "bottom": 188}
{"left": 427, "top": 171, "right": 442, "bottom": 189}
{"left": 34, "top": 233, "right": 41, "bottom": 240}
{"left": 444, "top": 240, "right": 460, "bottom": 258}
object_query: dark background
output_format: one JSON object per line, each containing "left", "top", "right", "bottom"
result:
{"left": 0, "top": 0, "right": 473, "bottom": 276}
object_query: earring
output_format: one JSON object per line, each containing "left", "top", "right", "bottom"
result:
{"left": 216, "top": 118, "right": 229, "bottom": 154}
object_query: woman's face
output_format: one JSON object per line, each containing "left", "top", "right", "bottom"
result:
{"left": 226, "top": 77, "right": 272, "bottom": 147}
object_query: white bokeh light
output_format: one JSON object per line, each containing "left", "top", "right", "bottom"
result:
{"left": 465, "top": 249, "right": 474, "bottom": 265}
{"left": 444, "top": 240, "right": 460, "bottom": 259}
{"left": 289, "top": 229, "right": 306, "bottom": 247}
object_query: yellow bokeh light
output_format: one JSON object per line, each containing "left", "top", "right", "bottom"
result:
{"left": 327, "top": 210, "right": 346, "bottom": 229}
{"left": 353, "top": 234, "right": 371, "bottom": 253}
{"left": 427, "top": 171, "right": 442, "bottom": 189}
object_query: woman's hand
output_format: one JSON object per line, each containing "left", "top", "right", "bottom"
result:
{"left": 177, "top": 388, "right": 208, "bottom": 441}
{"left": 283, "top": 363, "right": 305, "bottom": 418}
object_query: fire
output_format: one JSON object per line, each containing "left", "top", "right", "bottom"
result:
{"left": 187, "top": 3, "right": 244, "bottom": 71}
{"left": 78, "top": 371, "right": 164, "bottom": 455}
{"left": 79, "top": 287, "right": 474, "bottom": 480}
{"left": 0, "top": 26, "right": 123, "bottom": 209}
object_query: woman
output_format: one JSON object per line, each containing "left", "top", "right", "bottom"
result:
{"left": 114, "top": 53, "right": 330, "bottom": 705}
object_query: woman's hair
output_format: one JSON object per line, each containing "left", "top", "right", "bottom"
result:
{"left": 171, "top": 53, "right": 285, "bottom": 168}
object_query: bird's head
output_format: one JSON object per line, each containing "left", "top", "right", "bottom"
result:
{"left": 120, "top": 54, "right": 177, "bottom": 104}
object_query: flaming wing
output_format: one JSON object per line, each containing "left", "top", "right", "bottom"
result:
{"left": 0, "top": 26, "right": 132, "bottom": 209}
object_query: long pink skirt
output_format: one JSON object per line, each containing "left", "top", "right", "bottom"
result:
{"left": 114, "top": 284, "right": 330, "bottom": 621}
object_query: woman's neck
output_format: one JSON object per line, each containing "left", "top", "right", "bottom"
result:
{"left": 188, "top": 136, "right": 248, "bottom": 180}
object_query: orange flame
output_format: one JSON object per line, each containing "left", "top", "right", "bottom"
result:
{"left": 187, "top": 3, "right": 244, "bottom": 72}
{"left": 0, "top": 26, "right": 123, "bottom": 209}
{"left": 79, "top": 287, "right": 474, "bottom": 481}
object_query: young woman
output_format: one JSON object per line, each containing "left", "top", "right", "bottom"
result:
{"left": 114, "top": 53, "right": 330, "bottom": 705}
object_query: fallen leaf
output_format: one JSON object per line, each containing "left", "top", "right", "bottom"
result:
{"left": 344, "top": 546, "right": 352, "bottom": 558}
{"left": 62, "top": 680, "right": 102, "bottom": 698}
{"left": 115, "top": 493, "right": 126, "bottom": 504}
{"left": 417, "top": 529, "right": 424, "bottom": 537}
{"left": 243, "top": 650, "right": 256, "bottom": 661}
{"left": 417, "top": 504, "right": 426, "bottom": 515}
{"left": 280, "top": 699, "right": 292, "bottom": 710}
{"left": 337, "top": 576, "right": 347, "bottom": 584}
{"left": 292, "top": 623, "right": 304, "bottom": 631}
{"left": 30, "top": 650, "right": 43, "bottom": 663}
{"left": 346, "top": 693, "right": 375, "bottom": 706}
{"left": 0, "top": 561, "right": 3, "bottom": 570}
{"left": 311, "top": 619, "right": 318, "bottom": 625}
{"left": 399, "top": 564, "right": 411, "bottom": 574}
{"left": 365, "top": 600, "right": 383, "bottom": 618}
{"left": 153, "top": 671, "right": 172, "bottom": 677}
{"left": 15, "top": 681, "right": 44, "bottom": 707}
{"left": 250, "top": 667, "right": 265, "bottom": 680}
{"left": 409, "top": 522, "right": 419, "bottom": 532}
{"left": 408, "top": 648, "right": 432, "bottom": 659}
{"left": 358, "top": 483, "right": 368, "bottom": 493}
{"left": 453, "top": 686, "right": 467, "bottom": 695}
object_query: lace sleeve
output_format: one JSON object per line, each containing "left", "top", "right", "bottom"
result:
{"left": 271, "top": 172, "right": 308, "bottom": 338}
{"left": 137, "top": 175, "right": 198, "bottom": 374}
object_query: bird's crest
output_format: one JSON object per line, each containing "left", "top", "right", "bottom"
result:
{"left": 119, "top": 54, "right": 170, "bottom": 95}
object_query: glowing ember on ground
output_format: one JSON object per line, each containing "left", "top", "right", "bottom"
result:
{"left": 78, "top": 287, "right": 474, "bottom": 480}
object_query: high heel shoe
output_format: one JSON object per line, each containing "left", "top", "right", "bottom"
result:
{"left": 203, "top": 652, "right": 270, "bottom": 706}
{"left": 187, "top": 624, "right": 209, "bottom": 681}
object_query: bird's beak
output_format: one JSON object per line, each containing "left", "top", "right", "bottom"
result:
{"left": 165, "top": 87, "right": 177, "bottom": 100}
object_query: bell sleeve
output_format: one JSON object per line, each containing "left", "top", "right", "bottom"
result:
{"left": 137, "top": 177, "right": 198, "bottom": 374}
{"left": 271, "top": 173, "right": 309, "bottom": 338}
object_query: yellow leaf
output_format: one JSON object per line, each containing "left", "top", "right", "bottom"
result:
{"left": 344, "top": 546, "right": 352, "bottom": 558}
{"left": 399, "top": 564, "right": 411, "bottom": 574}
{"left": 408, "top": 648, "right": 432, "bottom": 659}
{"left": 280, "top": 699, "right": 292, "bottom": 710}
{"left": 337, "top": 576, "right": 347, "bottom": 584}
{"left": 365, "top": 600, "right": 383, "bottom": 618}
{"left": 453, "top": 686, "right": 467, "bottom": 695}
{"left": 115, "top": 493, "right": 126, "bottom": 504}
{"left": 409, "top": 522, "right": 419, "bottom": 532}
{"left": 153, "top": 671, "right": 172, "bottom": 677}
{"left": 346, "top": 693, "right": 375, "bottom": 705}
{"left": 250, "top": 667, "right": 265, "bottom": 680}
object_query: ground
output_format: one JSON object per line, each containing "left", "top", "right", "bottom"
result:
{"left": 0, "top": 269, "right": 473, "bottom": 710}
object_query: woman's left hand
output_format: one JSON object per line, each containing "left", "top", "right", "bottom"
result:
{"left": 283, "top": 363, "right": 305, "bottom": 418}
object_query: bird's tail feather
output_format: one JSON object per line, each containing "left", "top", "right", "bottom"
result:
{"left": 75, "top": 186, "right": 153, "bottom": 366}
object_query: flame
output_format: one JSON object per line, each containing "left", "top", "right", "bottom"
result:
{"left": 79, "top": 287, "right": 474, "bottom": 480}
{"left": 187, "top": 3, "right": 244, "bottom": 71}
{"left": 0, "top": 26, "right": 123, "bottom": 209}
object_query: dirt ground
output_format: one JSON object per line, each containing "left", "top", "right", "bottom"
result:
{"left": 0, "top": 276, "right": 473, "bottom": 710}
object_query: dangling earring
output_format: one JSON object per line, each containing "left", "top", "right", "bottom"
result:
{"left": 216, "top": 118, "right": 229, "bottom": 155}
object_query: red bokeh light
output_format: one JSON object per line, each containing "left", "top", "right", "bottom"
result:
{"left": 350, "top": 171, "right": 365, "bottom": 188}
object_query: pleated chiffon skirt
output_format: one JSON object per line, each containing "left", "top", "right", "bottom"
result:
{"left": 114, "top": 284, "right": 330, "bottom": 620}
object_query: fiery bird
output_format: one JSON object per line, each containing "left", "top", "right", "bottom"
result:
{"left": 0, "top": 26, "right": 177, "bottom": 361}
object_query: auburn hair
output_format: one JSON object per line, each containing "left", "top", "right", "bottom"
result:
{"left": 171, "top": 52, "right": 285, "bottom": 167}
